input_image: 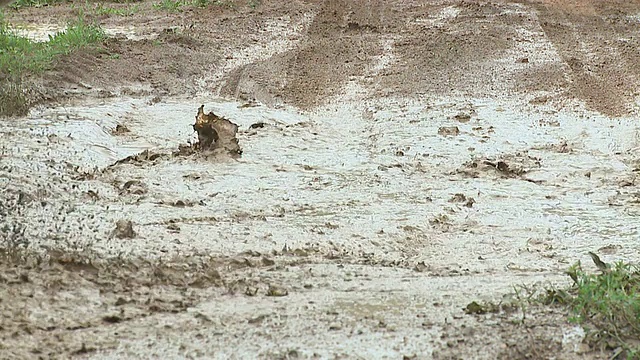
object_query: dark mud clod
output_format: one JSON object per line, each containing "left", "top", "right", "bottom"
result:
{"left": 120, "top": 180, "right": 147, "bottom": 195}
{"left": 194, "top": 105, "right": 242, "bottom": 156}
{"left": 465, "top": 301, "right": 485, "bottom": 314}
{"left": 249, "top": 122, "right": 266, "bottom": 129}
{"left": 456, "top": 154, "right": 542, "bottom": 180}
{"left": 73, "top": 343, "right": 96, "bottom": 355}
{"left": 414, "top": 261, "right": 429, "bottom": 273}
{"left": 588, "top": 251, "right": 610, "bottom": 273}
{"left": 261, "top": 257, "right": 275, "bottom": 266}
{"left": 453, "top": 113, "right": 472, "bottom": 123}
{"left": 245, "top": 287, "right": 259, "bottom": 296}
{"left": 102, "top": 315, "right": 123, "bottom": 324}
{"left": 438, "top": 126, "right": 460, "bottom": 136}
{"left": 248, "top": 314, "right": 268, "bottom": 324}
{"left": 114, "top": 220, "right": 136, "bottom": 239}
{"left": 266, "top": 285, "right": 288, "bottom": 297}
{"left": 113, "top": 150, "right": 164, "bottom": 166}
{"left": 112, "top": 124, "right": 130, "bottom": 135}
{"left": 448, "top": 193, "right": 475, "bottom": 208}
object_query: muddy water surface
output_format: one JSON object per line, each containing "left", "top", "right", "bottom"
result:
{"left": 5, "top": 92, "right": 639, "bottom": 269}
{"left": 4, "top": 93, "right": 639, "bottom": 358}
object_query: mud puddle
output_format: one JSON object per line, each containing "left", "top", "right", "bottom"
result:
{"left": 4, "top": 92, "right": 639, "bottom": 266}
{"left": 3, "top": 87, "right": 640, "bottom": 357}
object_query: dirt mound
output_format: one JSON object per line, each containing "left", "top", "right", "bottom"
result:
{"left": 7, "top": 0, "right": 640, "bottom": 116}
{"left": 0, "top": 248, "right": 273, "bottom": 358}
{"left": 531, "top": 0, "right": 640, "bottom": 117}
{"left": 219, "top": 0, "right": 389, "bottom": 108}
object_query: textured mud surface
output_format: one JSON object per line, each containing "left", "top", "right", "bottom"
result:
{"left": 2, "top": 0, "right": 640, "bottom": 358}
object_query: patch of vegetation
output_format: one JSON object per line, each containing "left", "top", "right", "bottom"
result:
{"left": 93, "top": 3, "right": 140, "bottom": 16}
{"left": 9, "top": 0, "right": 66, "bottom": 10}
{"left": 152, "top": 0, "right": 184, "bottom": 11}
{"left": 1, "top": 16, "right": 105, "bottom": 75}
{"left": 152, "top": 0, "right": 234, "bottom": 11}
{"left": 108, "top": 0, "right": 145, "bottom": 3}
{"left": 565, "top": 253, "right": 640, "bottom": 358}
{"left": 467, "top": 253, "right": 640, "bottom": 359}
{"left": 0, "top": 15, "right": 105, "bottom": 116}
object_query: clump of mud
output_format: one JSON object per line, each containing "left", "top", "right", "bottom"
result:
{"left": 454, "top": 153, "right": 542, "bottom": 181}
{"left": 108, "top": 105, "right": 242, "bottom": 168}
{"left": 113, "top": 219, "right": 136, "bottom": 239}
{"left": 192, "top": 104, "right": 241, "bottom": 156}
{"left": 172, "top": 105, "right": 242, "bottom": 159}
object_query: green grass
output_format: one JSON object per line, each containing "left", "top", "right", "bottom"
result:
{"left": 466, "top": 253, "right": 640, "bottom": 359}
{"left": 9, "top": 0, "right": 65, "bottom": 9}
{"left": 9, "top": 0, "right": 144, "bottom": 8}
{"left": 0, "top": 16, "right": 105, "bottom": 75}
{"left": 152, "top": 0, "right": 235, "bottom": 11}
{"left": 0, "top": 14, "right": 105, "bottom": 116}
{"left": 152, "top": 0, "right": 184, "bottom": 11}
{"left": 564, "top": 254, "right": 640, "bottom": 358}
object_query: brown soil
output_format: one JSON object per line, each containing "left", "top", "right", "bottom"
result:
{"left": 3, "top": 0, "right": 640, "bottom": 358}
{"left": 7, "top": 0, "right": 640, "bottom": 116}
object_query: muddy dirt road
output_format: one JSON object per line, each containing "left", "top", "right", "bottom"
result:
{"left": 2, "top": 0, "right": 640, "bottom": 358}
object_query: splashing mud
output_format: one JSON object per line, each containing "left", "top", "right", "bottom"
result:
{"left": 193, "top": 104, "right": 241, "bottom": 156}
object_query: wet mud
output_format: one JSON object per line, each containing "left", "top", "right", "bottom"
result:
{"left": 2, "top": 0, "right": 640, "bottom": 358}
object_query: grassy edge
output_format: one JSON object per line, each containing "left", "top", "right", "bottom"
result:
{"left": 466, "top": 253, "right": 640, "bottom": 359}
{"left": 0, "top": 12, "right": 105, "bottom": 116}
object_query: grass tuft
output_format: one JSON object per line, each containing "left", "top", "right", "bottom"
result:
{"left": 0, "top": 76, "right": 28, "bottom": 117}
{"left": 9, "top": 0, "right": 65, "bottom": 9}
{"left": 566, "top": 254, "right": 640, "bottom": 358}
{"left": 465, "top": 253, "right": 640, "bottom": 359}
{"left": 152, "top": 0, "right": 235, "bottom": 11}
{"left": 0, "top": 14, "right": 105, "bottom": 116}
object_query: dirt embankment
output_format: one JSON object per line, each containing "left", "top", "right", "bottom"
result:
{"left": 7, "top": 0, "right": 640, "bottom": 116}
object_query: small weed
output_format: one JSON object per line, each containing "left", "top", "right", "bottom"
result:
{"left": 152, "top": 0, "right": 233, "bottom": 11}
{"left": 190, "top": 0, "right": 210, "bottom": 7}
{"left": 108, "top": 0, "right": 145, "bottom": 3}
{"left": 566, "top": 253, "right": 640, "bottom": 357}
{"left": 152, "top": 0, "right": 185, "bottom": 11}
{"left": 9, "top": 0, "right": 65, "bottom": 9}
{"left": 109, "top": 53, "right": 120, "bottom": 59}
{"left": 0, "top": 15, "right": 104, "bottom": 116}
{"left": 94, "top": 3, "right": 140, "bottom": 17}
